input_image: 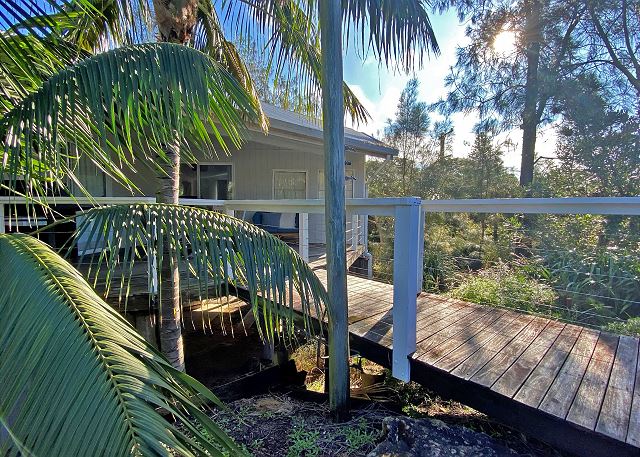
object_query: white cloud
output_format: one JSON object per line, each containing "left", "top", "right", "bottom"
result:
{"left": 346, "top": 83, "right": 404, "bottom": 138}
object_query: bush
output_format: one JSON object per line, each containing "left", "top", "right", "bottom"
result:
{"left": 451, "top": 263, "right": 557, "bottom": 315}
{"left": 605, "top": 317, "right": 640, "bottom": 337}
{"left": 423, "top": 249, "right": 456, "bottom": 292}
{"left": 542, "top": 248, "right": 640, "bottom": 319}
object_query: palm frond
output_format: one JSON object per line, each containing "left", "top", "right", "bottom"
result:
{"left": 1, "top": 43, "right": 262, "bottom": 201}
{"left": 223, "top": 0, "right": 370, "bottom": 124}
{"left": 0, "top": 233, "right": 244, "bottom": 457}
{"left": 192, "top": 0, "right": 268, "bottom": 130}
{"left": 63, "top": 204, "right": 327, "bottom": 342}
{"left": 341, "top": 0, "right": 440, "bottom": 72}
{"left": 0, "top": 1, "right": 87, "bottom": 112}
{"left": 222, "top": 0, "right": 440, "bottom": 123}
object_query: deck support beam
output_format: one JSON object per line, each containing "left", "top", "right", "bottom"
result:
{"left": 392, "top": 199, "right": 421, "bottom": 381}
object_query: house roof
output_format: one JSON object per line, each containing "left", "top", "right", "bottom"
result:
{"left": 261, "top": 103, "right": 397, "bottom": 158}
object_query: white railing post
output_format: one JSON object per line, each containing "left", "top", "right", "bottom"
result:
{"left": 362, "top": 214, "right": 368, "bottom": 250}
{"left": 417, "top": 209, "right": 425, "bottom": 295}
{"left": 0, "top": 204, "right": 4, "bottom": 234}
{"left": 392, "top": 198, "right": 421, "bottom": 381}
{"left": 351, "top": 214, "right": 359, "bottom": 250}
{"left": 299, "top": 212, "right": 309, "bottom": 262}
{"left": 225, "top": 208, "right": 235, "bottom": 218}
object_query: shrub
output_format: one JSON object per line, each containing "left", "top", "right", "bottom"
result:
{"left": 451, "top": 263, "right": 557, "bottom": 315}
{"left": 605, "top": 317, "right": 640, "bottom": 337}
{"left": 423, "top": 248, "right": 456, "bottom": 292}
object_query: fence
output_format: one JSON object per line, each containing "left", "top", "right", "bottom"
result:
{"left": 1, "top": 195, "right": 639, "bottom": 381}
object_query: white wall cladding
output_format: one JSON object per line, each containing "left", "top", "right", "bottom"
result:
{"left": 104, "top": 138, "right": 367, "bottom": 245}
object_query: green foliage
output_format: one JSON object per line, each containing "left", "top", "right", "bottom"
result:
{"left": 606, "top": 318, "right": 640, "bottom": 337}
{"left": 343, "top": 419, "right": 379, "bottom": 452}
{"left": 451, "top": 262, "right": 557, "bottom": 314}
{"left": 368, "top": 131, "right": 520, "bottom": 201}
{"left": 423, "top": 248, "right": 456, "bottom": 292}
{"left": 0, "top": 234, "right": 243, "bottom": 457}
{"left": 59, "top": 204, "right": 328, "bottom": 342}
{"left": 1, "top": 43, "right": 261, "bottom": 200}
{"left": 287, "top": 418, "right": 320, "bottom": 457}
{"left": 540, "top": 247, "right": 640, "bottom": 321}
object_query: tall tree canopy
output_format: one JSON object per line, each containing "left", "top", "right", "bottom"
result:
{"left": 434, "top": 0, "right": 639, "bottom": 188}
{"left": 384, "top": 78, "right": 432, "bottom": 194}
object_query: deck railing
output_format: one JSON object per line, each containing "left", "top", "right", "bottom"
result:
{"left": 2, "top": 195, "right": 639, "bottom": 381}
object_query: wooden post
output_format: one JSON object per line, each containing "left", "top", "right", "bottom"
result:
{"left": 351, "top": 214, "right": 359, "bottom": 250}
{"left": 319, "top": 0, "right": 349, "bottom": 420}
{"left": 0, "top": 204, "right": 4, "bottom": 234}
{"left": 392, "top": 199, "right": 420, "bottom": 381}
{"left": 417, "top": 209, "right": 425, "bottom": 295}
{"left": 299, "top": 212, "right": 309, "bottom": 261}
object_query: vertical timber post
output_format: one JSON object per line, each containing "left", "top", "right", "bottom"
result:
{"left": 417, "top": 208, "right": 425, "bottom": 295}
{"left": 392, "top": 199, "right": 420, "bottom": 381}
{"left": 299, "top": 212, "right": 309, "bottom": 262}
{"left": 351, "top": 214, "right": 359, "bottom": 251}
{"left": 319, "top": 0, "right": 350, "bottom": 420}
{"left": 0, "top": 204, "right": 4, "bottom": 234}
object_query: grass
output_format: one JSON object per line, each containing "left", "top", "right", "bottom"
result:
{"left": 207, "top": 394, "right": 385, "bottom": 456}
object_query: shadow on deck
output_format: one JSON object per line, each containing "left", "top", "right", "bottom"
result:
{"left": 306, "top": 270, "right": 640, "bottom": 457}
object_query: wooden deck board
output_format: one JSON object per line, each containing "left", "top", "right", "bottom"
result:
{"left": 492, "top": 320, "right": 565, "bottom": 398}
{"left": 471, "top": 317, "right": 550, "bottom": 388}
{"left": 513, "top": 325, "right": 582, "bottom": 408}
{"left": 291, "top": 271, "right": 639, "bottom": 455}
{"left": 437, "top": 313, "right": 532, "bottom": 375}
{"left": 538, "top": 329, "right": 600, "bottom": 419}
{"left": 595, "top": 336, "right": 639, "bottom": 441}
{"left": 566, "top": 332, "right": 618, "bottom": 430}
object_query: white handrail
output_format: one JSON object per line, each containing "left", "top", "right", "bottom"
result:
{"left": 224, "top": 197, "right": 420, "bottom": 216}
{"left": 422, "top": 197, "right": 640, "bottom": 215}
{"left": 0, "top": 196, "right": 156, "bottom": 205}
{"left": 4, "top": 195, "right": 638, "bottom": 216}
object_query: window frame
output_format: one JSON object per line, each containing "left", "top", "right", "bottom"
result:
{"left": 272, "top": 169, "right": 308, "bottom": 200}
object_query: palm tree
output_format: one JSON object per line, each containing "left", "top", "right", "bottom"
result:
{"left": 2, "top": 0, "right": 439, "bottom": 371}
{"left": 0, "top": 233, "right": 250, "bottom": 456}
{"left": 1, "top": 0, "right": 440, "bottom": 445}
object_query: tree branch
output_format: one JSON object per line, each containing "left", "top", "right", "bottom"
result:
{"left": 589, "top": 6, "right": 640, "bottom": 91}
{"left": 621, "top": 0, "right": 640, "bottom": 78}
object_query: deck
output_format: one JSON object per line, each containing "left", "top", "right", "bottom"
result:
{"left": 307, "top": 270, "right": 640, "bottom": 457}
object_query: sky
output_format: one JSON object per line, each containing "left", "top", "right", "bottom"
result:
{"left": 341, "top": 10, "right": 558, "bottom": 174}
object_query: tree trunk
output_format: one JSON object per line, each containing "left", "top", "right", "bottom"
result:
{"left": 319, "top": 0, "right": 350, "bottom": 421}
{"left": 156, "top": 138, "right": 185, "bottom": 371}
{"left": 520, "top": 0, "right": 543, "bottom": 189}
{"left": 151, "top": 0, "right": 200, "bottom": 373}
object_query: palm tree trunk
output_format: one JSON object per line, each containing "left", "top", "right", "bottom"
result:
{"left": 156, "top": 137, "right": 185, "bottom": 371}
{"left": 152, "top": 0, "right": 200, "bottom": 372}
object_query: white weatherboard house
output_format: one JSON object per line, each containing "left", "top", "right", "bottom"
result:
{"left": 67, "top": 102, "right": 397, "bottom": 268}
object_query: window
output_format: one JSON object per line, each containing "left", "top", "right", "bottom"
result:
{"left": 180, "top": 164, "right": 198, "bottom": 198}
{"left": 200, "top": 165, "right": 232, "bottom": 199}
{"left": 273, "top": 171, "right": 306, "bottom": 199}
{"left": 318, "top": 169, "right": 354, "bottom": 199}
{"left": 179, "top": 164, "right": 232, "bottom": 199}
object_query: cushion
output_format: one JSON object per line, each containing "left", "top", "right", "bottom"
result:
{"left": 260, "top": 212, "right": 282, "bottom": 228}
{"left": 279, "top": 213, "right": 297, "bottom": 229}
